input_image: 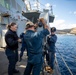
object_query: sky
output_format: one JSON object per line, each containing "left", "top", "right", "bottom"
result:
{"left": 36, "top": 0, "right": 76, "bottom": 30}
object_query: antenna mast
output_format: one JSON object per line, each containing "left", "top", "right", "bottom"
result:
{"left": 50, "top": 5, "right": 53, "bottom": 15}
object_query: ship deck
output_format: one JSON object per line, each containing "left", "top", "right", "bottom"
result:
{"left": 0, "top": 48, "right": 61, "bottom": 75}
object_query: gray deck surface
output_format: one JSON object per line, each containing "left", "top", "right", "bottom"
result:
{"left": 0, "top": 48, "right": 61, "bottom": 75}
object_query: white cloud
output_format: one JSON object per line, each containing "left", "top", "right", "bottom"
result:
{"left": 52, "top": 19, "right": 65, "bottom": 25}
{"left": 67, "top": 24, "right": 76, "bottom": 29}
{"left": 49, "top": 19, "right": 76, "bottom": 30}
{"left": 74, "top": 11, "right": 76, "bottom": 15}
{"left": 33, "top": 1, "right": 40, "bottom": 9}
{"left": 45, "top": 3, "right": 51, "bottom": 10}
{"left": 55, "top": 15, "right": 58, "bottom": 18}
{"left": 45, "top": 3, "right": 56, "bottom": 10}
{"left": 45, "top": 3, "right": 51, "bottom": 7}
{"left": 69, "top": 11, "right": 76, "bottom": 16}
{"left": 53, "top": 4, "right": 56, "bottom": 8}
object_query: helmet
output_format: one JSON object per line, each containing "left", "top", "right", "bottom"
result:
{"left": 51, "top": 27, "right": 56, "bottom": 32}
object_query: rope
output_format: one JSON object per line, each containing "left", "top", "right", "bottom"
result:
{"left": 56, "top": 47, "right": 73, "bottom": 75}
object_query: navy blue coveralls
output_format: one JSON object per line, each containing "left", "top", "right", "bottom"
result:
{"left": 47, "top": 34, "right": 57, "bottom": 70}
{"left": 5, "top": 29, "right": 18, "bottom": 75}
{"left": 21, "top": 29, "right": 49, "bottom": 75}
{"left": 20, "top": 32, "right": 25, "bottom": 39}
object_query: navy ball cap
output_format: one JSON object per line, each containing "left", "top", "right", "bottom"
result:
{"left": 51, "top": 27, "right": 56, "bottom": 32}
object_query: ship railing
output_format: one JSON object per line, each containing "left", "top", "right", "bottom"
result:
{"left": 55, "top": 47, "right": 73, "bottom": 75}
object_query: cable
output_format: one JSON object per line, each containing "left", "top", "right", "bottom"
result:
{"left": 56, "top": 47, "right": 73, "bottom": 75}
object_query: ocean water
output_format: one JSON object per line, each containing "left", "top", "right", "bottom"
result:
{"left": 56, "top": 34, "right": 76, "bottom": 75}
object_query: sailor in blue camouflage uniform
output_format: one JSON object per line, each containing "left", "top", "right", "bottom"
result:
{"left": 46, "top": 27, "right": 57, "bottom": 73}
{"left": 5, "top": 22, "right": 21, "bottom": 75}
{"left": 20, "top": 18, "right": 50, "bottom": 75}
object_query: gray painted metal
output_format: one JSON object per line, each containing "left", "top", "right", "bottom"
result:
{"left": 22, "top": 11, "right": 40, "bottom": 23}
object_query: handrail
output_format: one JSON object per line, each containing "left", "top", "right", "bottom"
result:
{"left": 55, "top": 47, "right": 73, "bottom": 75}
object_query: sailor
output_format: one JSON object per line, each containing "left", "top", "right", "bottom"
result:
{"left": 20, "top": 30, "right": 26, "bottom": 40}
{"left": 5, "top": 22, "right": 21, "bottom": 75}
{"left": 19, "top": 23, "right": 38, "bottom": 61}
{"left": 45, "top": 27, "right": 57, "bottom": 73}
{"left": 20, "top": 18, "right": 50, "bottom": 75}
{"left": 19, "top": 31, "right": 27, "bottom": 61}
